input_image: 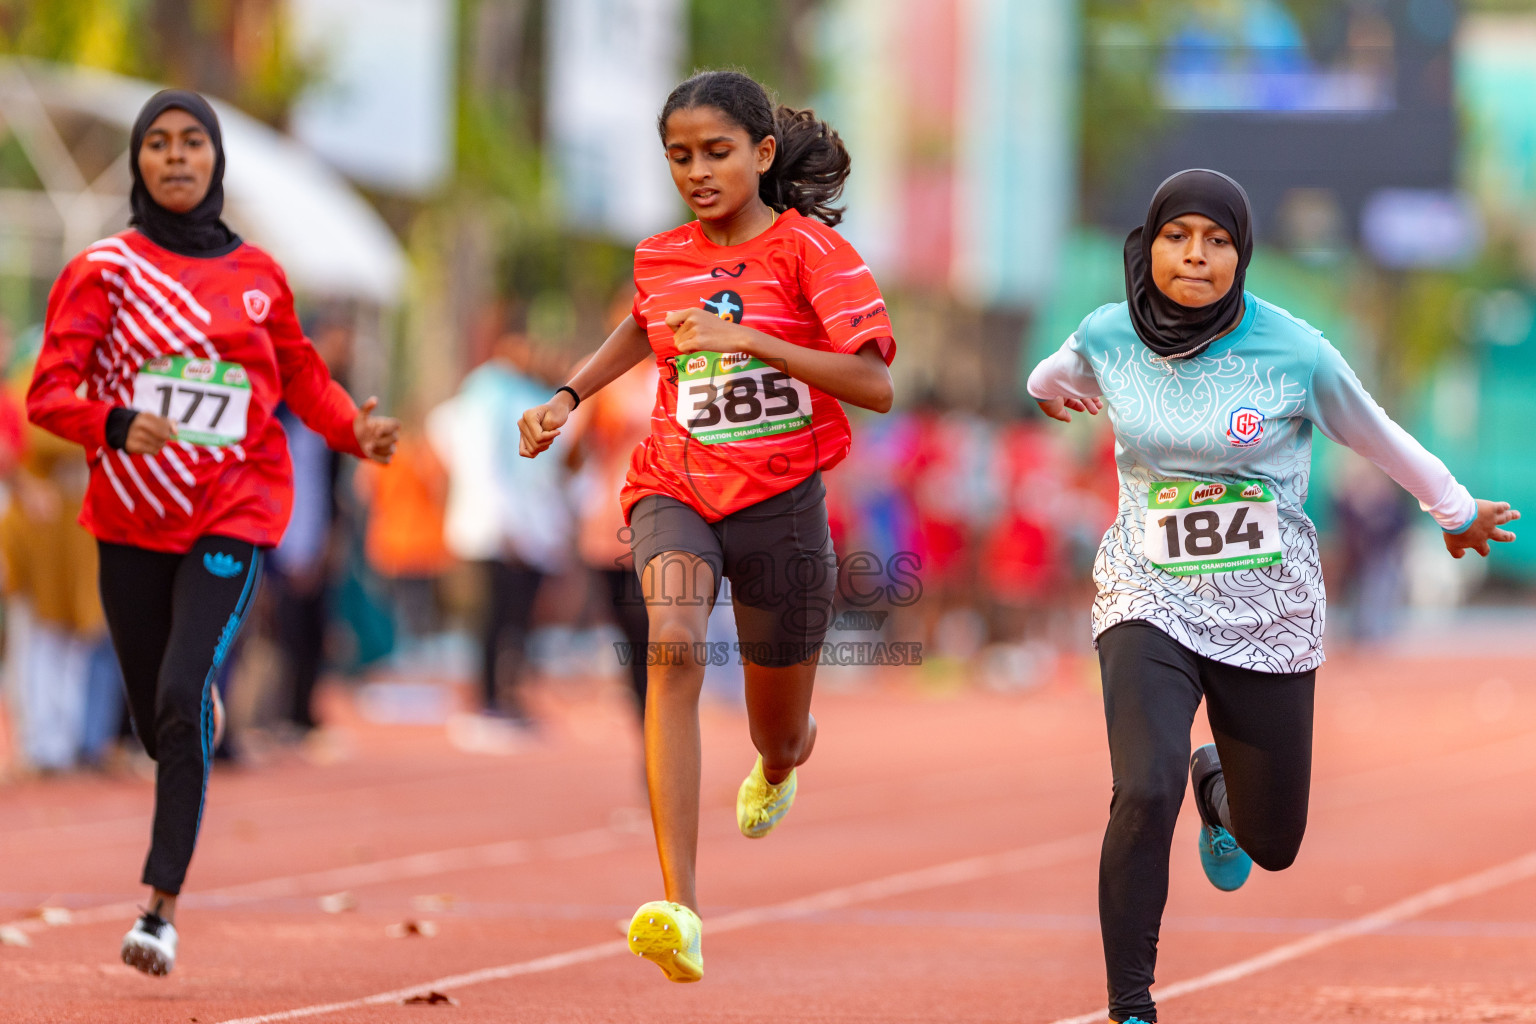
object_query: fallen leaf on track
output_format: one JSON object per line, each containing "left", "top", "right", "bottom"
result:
{"left": 401, "top": 990, "right": 456, "bottom": 1005}
{"left": 385, "top": 920, "right": 438, "bottom": 938}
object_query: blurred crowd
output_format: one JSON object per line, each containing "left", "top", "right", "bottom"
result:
{"left": 0, "top": 299, "right": 1418, "bottom": 778}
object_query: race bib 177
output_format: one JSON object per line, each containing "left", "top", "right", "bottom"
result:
{"left": 1143, "top": 479, "right": 1282, "bottom": 576}
{"left": 673, "top": 350, "right": 812, "bottom": 445}
{"left": 131, "top": 356, "right": 252, "bottom": 447}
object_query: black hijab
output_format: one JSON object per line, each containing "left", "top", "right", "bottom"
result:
{"left": 1123, "top": 168, "right": 1253, "bottom": 359}
{"left": 129, "top": 89, "right": 241, "bottom": 258}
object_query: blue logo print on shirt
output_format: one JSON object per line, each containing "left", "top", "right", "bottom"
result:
{"left": 203, "top": 552, "right": 245, "bottom": 579}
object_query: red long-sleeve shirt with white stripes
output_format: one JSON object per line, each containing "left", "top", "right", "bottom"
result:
{"left": 622, "top": 210, "right": 895, "bottom": 522}
{"left": 28, "top": 229, "right": 364, "bottom": 554}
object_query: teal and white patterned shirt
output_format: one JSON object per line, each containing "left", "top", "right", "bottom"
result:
{"left": 1027, "top": 293, "right": 1475, "bottom": 673}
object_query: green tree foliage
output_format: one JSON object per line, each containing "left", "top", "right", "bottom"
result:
{"left": 1077, "top": 1, "right": 1171, "bottom": 220}
{"left": 0, "top": 0, "right": 309, "bottom": 126}
{"left": 686, "top": 0, "right": 817, "bottom": 102}
{"left": 439, "top": 0, "right": 825, "bottom": 349}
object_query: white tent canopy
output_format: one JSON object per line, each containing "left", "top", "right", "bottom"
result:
{"left": 0, "top": 59, "right": 407, "bottom": 304}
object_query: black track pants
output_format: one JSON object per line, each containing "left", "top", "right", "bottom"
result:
{"left": 1097, "top": 621, "right": 1314, "bottom": 1023}
{"left": 98, "top": 536, "right": 264, "bottom": 895}
{"left": 481, "top": 560, "right": 544, "bottom": 717}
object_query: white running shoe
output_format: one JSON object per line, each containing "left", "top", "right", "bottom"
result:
{"left": 121, "top": 912, "right": 177, "bottom": 976}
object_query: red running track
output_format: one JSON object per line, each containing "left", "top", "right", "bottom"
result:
{"left": 1, "top": 650, "right": 1533, "bottom": 1023}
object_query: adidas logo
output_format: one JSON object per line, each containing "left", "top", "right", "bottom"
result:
{"left": 203, "top": 552, "right": 244, "bottom": 579}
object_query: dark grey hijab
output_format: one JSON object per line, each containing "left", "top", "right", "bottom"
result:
{"left": 1123, "top": 168, "right": 1253, "bottom": 358}
{"left": 129, "top": 89, "right": 241, "bottom": 258}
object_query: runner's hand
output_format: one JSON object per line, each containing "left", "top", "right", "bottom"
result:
{"left": 519, "top": 398, "right": 571, "bottom": 458}
{"left": 125, "top": 412, "right": 177, "bottom": 455}
{"left": 1035, "top": 396, "right": 1102, "bottom": 423}
{"left": 666, "top": 308, "right": 754, "bottom": 355}
{"left": 1443, "top": 499, "right": 1520, "bottom": 559}
{"left": 354, "top": 397, "right": 400, "bottom": 465}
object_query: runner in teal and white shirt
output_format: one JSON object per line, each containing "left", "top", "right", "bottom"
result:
{"left": 1031, "top": 279, "right": 1477, "bottom": 674}
{"left": 1027, "top": 169, "right": 1518, "bottom": 1024}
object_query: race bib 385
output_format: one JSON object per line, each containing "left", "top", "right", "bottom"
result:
{"left": 673, "top": 351, "right": 812, "bottom": 445}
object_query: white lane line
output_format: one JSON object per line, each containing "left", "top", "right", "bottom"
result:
{"left": 1, "top": 825, "right": 634, "bottom": 937}
{"left": 213, "top": 830, "right": 1103, "bottom": 1024}
{"left": 1044, "top": 847, "right": 1536, "bottom": 1024}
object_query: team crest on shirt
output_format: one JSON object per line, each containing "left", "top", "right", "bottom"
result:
{"left": 1227, "top": 406, "right": 1265, "bottom": 447}
{"left": 243, "top": 289, "right": 271, "bottom": 324}
{"left": 700, "top": 290, "right": 744, "bottom": 324}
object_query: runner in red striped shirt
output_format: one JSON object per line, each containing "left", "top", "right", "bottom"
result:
{"left": 27, "top": 90, "right": 398, "bottom": 977}
{"left": 520, "top": 70, "right": 896, "bottom": 983}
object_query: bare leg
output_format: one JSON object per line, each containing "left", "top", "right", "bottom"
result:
{"left": 148, "top": 889, "right": 177, "bottom": 924}
{"left": 742, "top": 655, "right": 818, "bottom": 784}
{"left": 639, "top": 553, "right": 716, "bottom": 912}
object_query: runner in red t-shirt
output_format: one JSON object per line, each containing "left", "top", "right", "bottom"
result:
{"left": 27, "top": 90, "right": 398, "bottom": 978}
{"left": 520, "top": 70, "right": 895, "bottom": 983}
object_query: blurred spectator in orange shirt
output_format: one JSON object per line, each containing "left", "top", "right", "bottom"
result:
{"left": 355, "top": 415, "right": 451, "bottom": 652}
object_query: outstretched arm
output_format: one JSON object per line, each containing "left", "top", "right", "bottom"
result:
{"left": 1307, "top": 338, "right": 1517, "bottom": 558}
{"left": 264, "top": 270, "right": 398, "bottom": 462}
{"left": 519, "top": 314, "right": 651, "bottom": 458}
{"left": 1026, "top": 336, "right": 1102, "bottom": 423}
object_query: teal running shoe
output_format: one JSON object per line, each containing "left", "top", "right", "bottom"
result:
{"left": 1190, "top": 743, "right": 1252, "bottom": 892}
{"left": 1197, "top": 822, "right": 1252, "bottom": 891}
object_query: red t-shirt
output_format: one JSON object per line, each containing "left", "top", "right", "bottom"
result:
{"left": 27, "top": 230, "right": 364, "bottom": 553}
{"left": 622, "top": 210, "right": 895, "bottom": 522}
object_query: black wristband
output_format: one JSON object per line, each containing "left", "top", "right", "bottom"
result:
{"left": 105, "top": 406, "right": 138, "bottom": 450}
{"left": 554, "top": 384, "right": 581, "bottom": 409}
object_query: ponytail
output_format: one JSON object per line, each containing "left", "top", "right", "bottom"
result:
{"left": 764, "top": 105, "right": 851, "bottom": 226}
{"left": 658, "top": 70, "right": 852, "bottom": 226}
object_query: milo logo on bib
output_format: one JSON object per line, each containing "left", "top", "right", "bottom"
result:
{"left": 673, "top": 350, "right": 813, "bottom": 445}
{"left": 1144, "top": 479, "right": 1282, "bottom": 576}
{"left": 130, "top": 355, "right": 253, "bottom": 448}
{"left": 183, "top": 359, "right": 216, "bottom": 383}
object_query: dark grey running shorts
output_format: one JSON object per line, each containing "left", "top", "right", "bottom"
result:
{"left": 628, "top": 471, "right": 837, "bottom": 667}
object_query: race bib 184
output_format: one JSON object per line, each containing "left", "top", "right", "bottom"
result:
{"left": 1143, "top": 479, "right": 1282, "bottom": 576}
{"left": 673, "top": 351, "right": 812, "bottom": 445}
{"left": 131, "top": 356, "right": 252, "bottom": 447}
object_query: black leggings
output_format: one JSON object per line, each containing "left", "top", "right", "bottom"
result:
{"left": 1097, "top": 621, "right": 1314, "bottom": 1023}
{"left": 98, "top": 536, "right": 264, "bottom": 895}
